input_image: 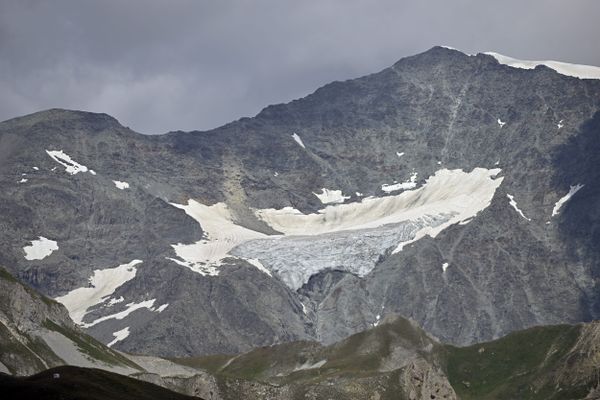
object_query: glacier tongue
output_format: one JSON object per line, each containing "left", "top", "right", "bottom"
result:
{"left": 165, "top": 168, "right": 503, "bottom": 290}
{"left": 234, "top": 168, "right": 503, "bottom": 290}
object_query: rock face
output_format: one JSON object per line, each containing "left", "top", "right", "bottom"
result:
{"left": 1, "top": 46, "right": 600, "bottom": 357}
{"left": 0, "top": 267, "right": 141, "bottom": 376}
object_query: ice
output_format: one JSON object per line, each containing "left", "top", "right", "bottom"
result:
{"left": 46, "top": 150, "right": 91, "bottom": 175}
{"left": 23, "top": 236, "right": 58, "bottom": 260}
{"left": 55, "top": 260, "right": 142, "bottom": 325}
{"left": 113, "top": 180, "right": 130, "bottom": 190}
{"left": 237, "top": 168, "right": 503, "bottom": 289}
{"left": 107, "top": 327, "right": 130, "bottom": 347}
{"left": 552, "top": 184, "right": 584, "bottom": 216}
{"left": 507, "top": 194, "right": 531, "bottom": 221}
{"left": 381, "top": 172, "right": 418, "bottom": 192}
{"left": 313, "top": 188, "right": 350, "bottom": 204}
{"left": 292, "top": 133, "right": 306, "bottom": 149}
{"left": 485, "top": 52, "right": 600, "bottom": 80}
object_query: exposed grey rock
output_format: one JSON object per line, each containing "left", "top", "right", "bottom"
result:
{"left": 1, "top": 46, "right": 600, "bottom": 357}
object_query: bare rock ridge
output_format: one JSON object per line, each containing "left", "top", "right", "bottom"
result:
{"left": 0, "top": 46, "right": 599, "bottom": 359}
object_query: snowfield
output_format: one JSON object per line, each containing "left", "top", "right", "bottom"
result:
{"left": 55, "top": 260, "right": 142, "bottom": 325}
{"left": 167, "top": 168, "right": 503, "bottom": 289}
{"left": 167, "top": 201, "right": 266, "bottom": 275}
{"left": 23, "top": 236, "right": 58, "bottom": 260}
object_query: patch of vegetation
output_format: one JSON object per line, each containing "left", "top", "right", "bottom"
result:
{"left": 0, "top": 321, "right": 47, "bottom": 374}
{"left": 42, "top": 319, "right": 141, "bottom": 370}
{"left": 445, "top": 324, "right": 587, "bottom": 400}
{"left": 0, "top": 267, "right": 18, "bottom": 283}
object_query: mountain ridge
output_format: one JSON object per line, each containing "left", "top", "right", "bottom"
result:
{"left": 1, "top": 46, "right": 599, "bottom": 357}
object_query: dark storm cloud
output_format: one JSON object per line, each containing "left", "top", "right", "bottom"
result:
{"left": 1, "top": 0, "right": 599, "bottom": 133}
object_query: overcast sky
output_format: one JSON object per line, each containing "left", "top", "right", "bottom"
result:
{"left": 1, "top": 0, "right": 598, "bottom": 134}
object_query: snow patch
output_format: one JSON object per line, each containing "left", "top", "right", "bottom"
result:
{"left": 106, "top": 297, "right": 124, "bottom": 306}
{"left": 442, "top": 262, "right": 449, "bottom": 272}
{"left": 313, "top": 188, "right": 350, "bottom": 204}
{"left": 497, "top": 118, "right": 506, "bottom": 128}
{"left": 113, "top": 180, "right": 130, "bottom": 190}
{"left": 46, "top": 150, "right": 90, "bottom": 175}
{"left": 55, "top": 260, "right": 142, "bottom": 325}
{"left": 557, "top": 119, "right": 564, "bottom": 129}
{"left": 18, "top": 178, "right": 28, "bottom": 183}
{"left": 292, "top": 133, "right": 306, "bottom": 149}
{"left": 485, "top": 52, "right": 600, "bottom": 80}
{"left": 107, "top": 327, "right": 130, "bottom": 347}
{"left": 373, "top": 314, "right": 381, "bottom": 327}
{"left": 381, "top": 172, "right": 418, "bottom": 192}
{"left": 552, "top": 184, "right": 584, "bottom": 216}
{"left": 23, "top": 237, "right": 58, "bottom": 260}
{"left": 396, "top": 151, "right": 405, "bottom": 157}
{"left": 507, "top": 194, "right": 531, "bottom": 221}
{"left": 32, "top": 166, "right": 39, "bottom": 171}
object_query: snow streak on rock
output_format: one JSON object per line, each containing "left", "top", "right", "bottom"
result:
{"left": 552, "top": 184, "right": 584, "bottom": 216}
{"left": 46, "top": 150, "right": 91, "bottom": 175}
{"left": 507, "top": 194, "right": 531, "bottom": 221}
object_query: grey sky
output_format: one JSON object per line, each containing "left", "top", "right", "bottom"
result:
{"left": 1, "top": 0, "right": 598, "bottom": 133}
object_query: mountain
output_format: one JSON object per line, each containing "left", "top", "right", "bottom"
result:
{"left": 1, "top": 46, "right": 600, "bottom": 358}
{"left": 2, "top": 267, "right": 599, "bottom": 399}
{"left": 173, "top": 317, "right": 600, "bottom": 400}
{"left": 0, "top": 266, "right": 140, "bottom": 376}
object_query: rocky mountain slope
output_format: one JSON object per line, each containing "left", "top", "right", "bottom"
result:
{"left": 2, "top": 268, "right": 599, "bottom": 399}
{"left": 1, "top": 46, "right": 600, "bottom": 357}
